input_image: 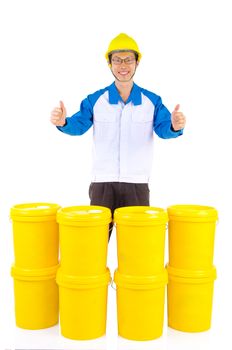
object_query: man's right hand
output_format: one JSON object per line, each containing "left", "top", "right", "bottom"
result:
{"left": 50, "top": 101, "right": 67, "bottom": 126}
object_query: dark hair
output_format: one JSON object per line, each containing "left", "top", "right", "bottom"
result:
{"left": 108, "top": 52, "right": 139, "bottom": 64}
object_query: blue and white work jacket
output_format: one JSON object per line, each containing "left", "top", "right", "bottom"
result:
{"left": 58, "top": 82, "right": 183, "bottom": 183}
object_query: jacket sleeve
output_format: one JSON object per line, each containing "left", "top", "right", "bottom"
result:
{"left": 57, "top": 96, "right": 93, "bottom": 136}
{"left": 153, "top": 96, "right": 183, "bottom": 139}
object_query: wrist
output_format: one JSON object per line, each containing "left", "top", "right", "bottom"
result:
{"left": 171, "top": 124, "right": 177, "bottom": 132}
{"left": 61, "top": 118, "right": 67, "bottom": 127}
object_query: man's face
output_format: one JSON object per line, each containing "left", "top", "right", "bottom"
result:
{"left": 110, "top": 52, "right": 138, "bottom": 82}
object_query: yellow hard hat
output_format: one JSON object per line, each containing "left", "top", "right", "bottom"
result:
{"left": 105, "top": 33, "right": 142, "bottom": 62}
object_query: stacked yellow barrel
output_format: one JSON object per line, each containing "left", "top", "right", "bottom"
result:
{"left": 56, "top": 205, "right": 112, "bottom": 340}
{"left": 167, "top": 205, "right": 218, "bottom": 332}
{"left": 10, "top": 202, "right": 218, "bottom": 337}
{"left": 113, "top": 206, "right": 168, "bottom": 340}
{"left": 10, "top": 203, "right": 60, "bottom": 329}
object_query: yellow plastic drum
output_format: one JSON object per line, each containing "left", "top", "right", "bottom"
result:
{"left": 11, "top": 265, "right": 59, "bottom": 329}
{"left": 167, "top": 205, "right": 218, "bottom": 269}
{"left": 114, "top": 206, "right": 168, "bottom": 275}
{"left": 10, "top": 203, "right": 60, "bottom": 268}
{"left": 114, "top": 269, "right": 168, "bottom": 341}
{"left": 57, "top": 206, "right": 111, "bottom": 275}
{"left": 56, "top": 268, "right": 111, "bottom": 340}
{"left": 167, "top": 265, "right": 217, "bottom": 332}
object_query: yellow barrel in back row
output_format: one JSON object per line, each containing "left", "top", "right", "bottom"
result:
{"left": 167, "top": 205, "right": 218, "bottom": 269}
{"left": 10, "top": 203, "right": 60, "bottom": 268}
{"left": 114, "top": 206, "right": 168, "bottom": 275}
{"left": 57, "top": 206, "right": 112, "bottom": 275}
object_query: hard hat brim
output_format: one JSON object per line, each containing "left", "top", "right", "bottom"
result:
{"left": 105, "top": 49, "right": 142, "bottom": 61}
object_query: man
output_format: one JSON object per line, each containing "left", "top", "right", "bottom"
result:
{"left": 50, "top": 33, "right": 186, "bottom": 239}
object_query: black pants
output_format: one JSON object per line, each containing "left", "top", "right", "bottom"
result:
{"left": 89, "top": 182, "right": 150, "bottom": 240}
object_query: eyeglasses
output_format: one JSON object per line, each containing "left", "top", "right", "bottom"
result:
{"left": 111, "top": 57, "right": 136, "bottom": 65}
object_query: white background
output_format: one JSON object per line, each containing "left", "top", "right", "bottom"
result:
{"left": 0, "top": 0, "right": 231, "bottom": 349}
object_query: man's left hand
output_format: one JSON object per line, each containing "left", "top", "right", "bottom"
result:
{"left": 171, "top": 104, "right": 186, "bottom": 131}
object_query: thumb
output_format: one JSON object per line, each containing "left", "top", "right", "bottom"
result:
{"left": 173, "top": 104, "right": 180, "bottom": 113}
{"left": 59, "top": 100, "right": 65, "bottom": 111}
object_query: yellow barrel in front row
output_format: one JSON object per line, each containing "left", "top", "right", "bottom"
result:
{"left": 57, "top": 206, "right": 111, "bottom": 275}
{"left": 10, "top": 203, "right": 60, "bottom": 269}
{"left": 167, "top": 205, "right": 218, "bottom": 269}
{"left": 167, "top": 265, "right": 217, "bottom": 332}
{"left": 11, "top": 264, "right": 59, "bottom": 329}
{"left": 114, "top": 269, "right": 168, "bottom": 341}
{"left": 114, "top": 206, "right": 168, "bottom": 275}
{"left": 56, "top": 268, "right": 111, "bottom": 340}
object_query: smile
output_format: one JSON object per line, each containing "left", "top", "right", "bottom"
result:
{"left": 118, "top": 71, "right": 130, "bottom": 76}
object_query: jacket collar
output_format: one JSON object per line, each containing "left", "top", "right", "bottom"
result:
{"left": 108, "top": 82, "right": 142, "bottom": 105}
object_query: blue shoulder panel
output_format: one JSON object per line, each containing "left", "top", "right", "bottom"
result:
{"left": 57, "top": 87, "right": 108, "bottom": 136}
{"left": 141, "top": 88, "right": 183, "bottom": 139}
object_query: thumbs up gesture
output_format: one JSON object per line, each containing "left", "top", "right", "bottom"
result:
{"left": 50, "top": 101, "right": 67, "bottom": 126}
{"left": 171, "top": 104, "right": 186, "bottom": 131}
